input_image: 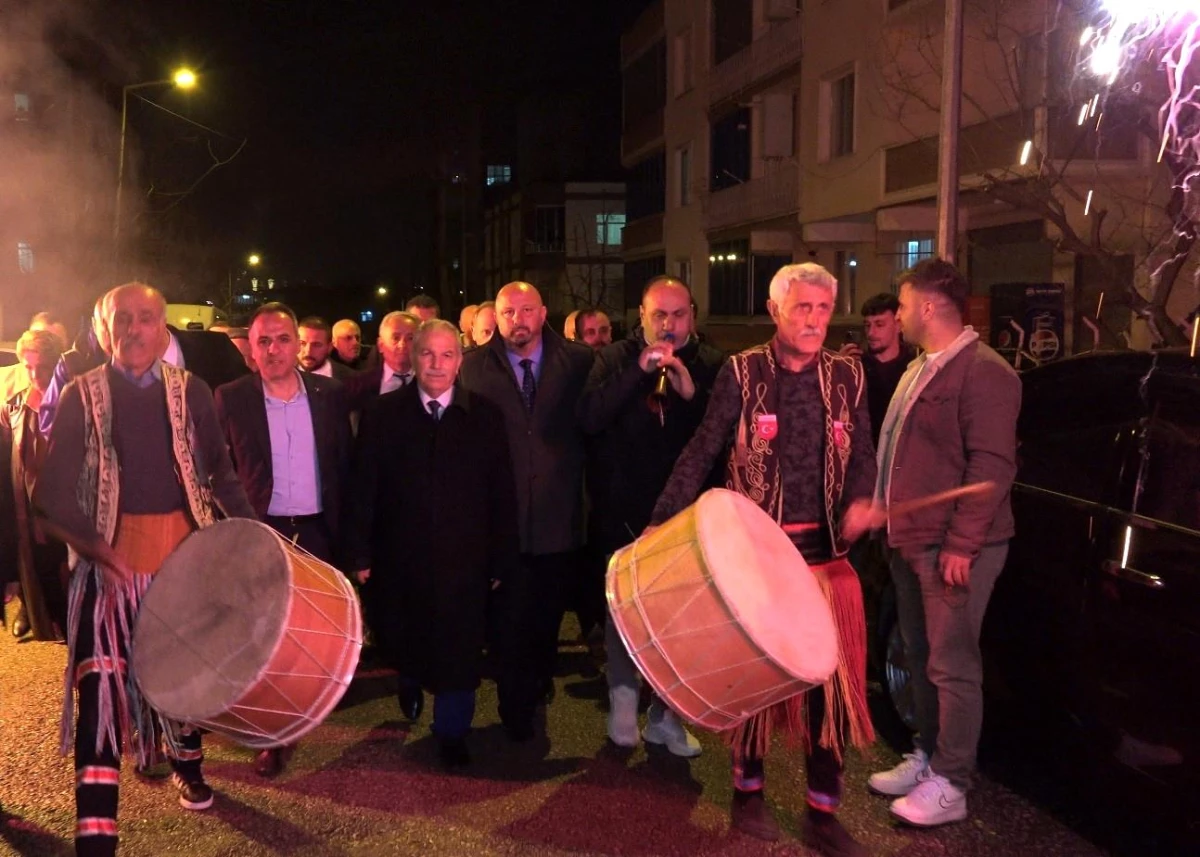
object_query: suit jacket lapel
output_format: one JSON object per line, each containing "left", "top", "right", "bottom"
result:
{"left": 303, "top": 374, "right": 333, "bottom": 496}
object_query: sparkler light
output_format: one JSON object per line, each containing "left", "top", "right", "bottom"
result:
{"left": 1081, "top": 1, "right": 1200, "bottom": 165}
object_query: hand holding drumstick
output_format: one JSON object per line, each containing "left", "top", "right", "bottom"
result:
{"left": 840, "top": 482, "right": 996, "bottom": 544}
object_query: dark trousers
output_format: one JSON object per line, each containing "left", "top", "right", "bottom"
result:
{"left": 75, "top": 576, "right": 203, "bottom": 857}
{"left": 733, "top": 686, "right": 843, "bottom": 812}
{"left": 398, "top": 679, "right": 476, "bottom": 740}
{"left": 264, "top": 514, "right": 333, "bottom": 564}
{"left": 496, "top": 551, "right": 573, "bottom": 728}
{"left": 569, "top": 545, "right": 608, "bottom": 640}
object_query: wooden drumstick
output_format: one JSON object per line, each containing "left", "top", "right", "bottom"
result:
{"left": 886, "top": 481, "right": 996, "bottom": 518}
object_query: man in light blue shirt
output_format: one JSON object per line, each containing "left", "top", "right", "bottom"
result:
{"left": 214, "top": 301, "right": 352, "bottom": 779}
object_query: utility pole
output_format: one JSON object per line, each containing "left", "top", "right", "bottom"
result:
{"left": 936, "top": 0, "right": 965, "bottom": 264}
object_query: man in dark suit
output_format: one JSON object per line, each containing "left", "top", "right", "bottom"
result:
{"left": 458, "top": 281, "right": 595, "bottom": 741}
{"left": 346, "top": 319, "right": 518, "bottom": 768}
{"left": 214, "top": 301, "right": 351, "bottom": 778}
{"left": 344, "top": 311, "right": 418, "bottom": 414}
{"left": 330, "top": 319, "right": 376, "bottom": 371}
{"left": 298, "top": 316, "right": 357, "bottom": 382}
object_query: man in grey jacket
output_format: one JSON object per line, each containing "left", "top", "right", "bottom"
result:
{"left": 848, "top": 258, "right": 1020, "bottom": 828}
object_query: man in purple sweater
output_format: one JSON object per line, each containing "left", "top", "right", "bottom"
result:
{"left": 34, "top": 283, "right": 254, "bottom": 857}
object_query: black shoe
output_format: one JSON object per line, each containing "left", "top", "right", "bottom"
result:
{"left": 731, "top": 790, "right": 780, "bottom": 842}
{"left": 438, "top": 738, "right": 471, "bottom": 769}
{"left": 255, "top": 745, "right": 295, "bottom": 778}
{"left": 170, "top": 772, "right": 214, "bottom": 811}
{"left": 398, "top": 685, "right": 424, "bottom": 721}
{"left": 800, "top": 809, "right": 869, "bottom": 857}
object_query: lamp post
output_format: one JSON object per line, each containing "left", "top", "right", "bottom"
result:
{"left": 225, "top": 253, "right": 262, "bottom": 316}
{"left": 113, "top": 68, "right": 197, "bottom": 256}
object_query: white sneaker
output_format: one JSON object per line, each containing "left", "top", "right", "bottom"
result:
{"left": 868, "top": 749, "right": 930, "bottom": 796}
{"left": 607, "top": 687, "right": 640, "bottom": 748}
{"left": 889, "top": 773, "right": 967, "bottom": 827}
{"left": 641, "top": 704, "right": 702, "bottom": 758}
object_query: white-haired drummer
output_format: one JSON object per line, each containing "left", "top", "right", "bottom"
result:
{"left": 646, "top": 263, "right": 879, "bottom": 857}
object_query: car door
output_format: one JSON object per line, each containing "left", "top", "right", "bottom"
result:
{"left": 1084, "top": 378, "right": 1200, "bottom": 828}
{"left": 984, "top": 360, "right": 1130, "bottom": 716}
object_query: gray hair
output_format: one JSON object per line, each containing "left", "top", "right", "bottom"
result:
{"left": 379, "top": 311, "right": 420, "bottom": 334}
{"left": 767, "top": 263, "right": 838, "bottom": 305}
{"left": 413, "top": 319, "right": 462, "bottom": 355}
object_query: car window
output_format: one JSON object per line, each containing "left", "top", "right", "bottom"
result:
{"left": 1135, "top": 399, "right": 1200, "bottom": 532}
{"left": 1018, "top": 421, "right": 1128, "bottom": 505}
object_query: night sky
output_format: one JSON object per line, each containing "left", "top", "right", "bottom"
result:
{"left": 106, "top": 0, "right": 651, "bottom": 290}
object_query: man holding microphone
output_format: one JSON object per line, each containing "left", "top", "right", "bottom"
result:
{"left": 580, "top": 275, "right": 725, "bottom": 755}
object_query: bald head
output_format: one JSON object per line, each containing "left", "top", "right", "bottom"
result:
{"left": 564, "top": 310, "right": 579, "bottom": 340}
{"left": 107, "top": 283, "right": 168, "bottom": 376}
{"left": 495, "top": 281, "right": 547, "bottom": 355}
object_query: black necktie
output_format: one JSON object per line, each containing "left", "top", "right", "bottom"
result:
{"left": 519, "top": 358, "right": 536, "bottom": 413}
{"left": 428, "top": 400, "right": 441, "bottom": 421}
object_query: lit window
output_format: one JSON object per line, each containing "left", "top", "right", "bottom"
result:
{"left": 486, "top": 165, "right": 512, "bottom": 186}
{"left": 896, "top": 238, "right": 934, "bottom": 273}
{"left": 596, "top": 213, "right": 626, "bottom": 246}
{"left": 360, "top": 310, "right": 375, "bottom": 323}
{"left": 17, "top": 241, "right": 34, "bottom": 273}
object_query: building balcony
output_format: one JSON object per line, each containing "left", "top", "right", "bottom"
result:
{"left": 709, "top": 14, "right": 803, "bottom": 109}
{"left": 621, "top": 108, "right": 665, "bottom": 167}
{"left": 702, "top": 162, "right": 799, "bottom": 233}
{"left": 621, "top": 213, "right": 664, "bottom": 252}
{"left": 525, "top": 240, "right": 565, "bottom": 254}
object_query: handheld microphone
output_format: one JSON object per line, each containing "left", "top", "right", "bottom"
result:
{"left": 651, "top": 333, "right": 676, "bottom": 398}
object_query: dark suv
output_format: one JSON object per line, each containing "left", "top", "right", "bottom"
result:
{"left": 876, "top": 350, "right": 1200, "bottom": 850}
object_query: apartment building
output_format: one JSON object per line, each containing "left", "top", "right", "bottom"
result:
{"left": 622, "top": 0, "right": 1187, "bottom": 353}
{"left": 482, "top": 181, "right": 626, "bottom": 319}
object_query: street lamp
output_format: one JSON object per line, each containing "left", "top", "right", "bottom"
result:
{"left": 248, "top": 253, "right": 261, "bottom": 267}
{"left": 113, "top": 67, "right": 198, "bottom": 255}
{"left": 377, "top": 286, "right": 388, "bottom": 297}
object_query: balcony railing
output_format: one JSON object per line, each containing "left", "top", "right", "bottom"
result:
{"left": 701, "top": 161, "right": 799, "bottom": 232}
{"left": 525, "top": 240, "right": 565, "bottom": 254}
{"left": 621, "top": 107, "right": 665, "bottom": 165}
{"left": 709, "top": 14, "right": 803, "bottom": 108}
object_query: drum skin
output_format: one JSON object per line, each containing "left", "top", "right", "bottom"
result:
{"left": 132, "top": 518, "right": 362, "bottom": 748}
{"left": 607, "top": 489, "right": 839, "bottom": 731}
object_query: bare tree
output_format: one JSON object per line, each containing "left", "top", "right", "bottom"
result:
{"left": 870, "top": 0, "right": 1195, "bottom": 347}
{"left": 564, "top": 205, "right": 622, "bottom": 315}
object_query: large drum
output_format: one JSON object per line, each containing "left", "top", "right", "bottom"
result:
{"left": 607, "top": 488, "right": 838, "bottom": 732}
{"left": 132, "top": 518, "right": 362, "bottom": 749}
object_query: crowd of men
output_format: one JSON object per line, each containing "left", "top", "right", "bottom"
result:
{"left": 0, "top": 259, "right": 1019, "bottom": 857}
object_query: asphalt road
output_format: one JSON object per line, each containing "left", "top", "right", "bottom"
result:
{"left": 0, "top": 609, "right": 1124, "bottom": 857}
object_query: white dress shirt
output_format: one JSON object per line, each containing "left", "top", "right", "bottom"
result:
{"left": 380, "top": 368, "right": 413, "bottom": 396}
{"left": 162, "top": 331, "right": 185, "bottom": 369}
{"left": 308, "top": 360, "right": 334, "bottom": 378}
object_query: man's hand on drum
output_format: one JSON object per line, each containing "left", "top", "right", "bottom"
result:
{"left": 353, "top": 568, "right": 370, "bottom": 585}
{"left": 938, "top": 551, "right": 973, "bottom": 588}
{"left": 841, "top": 498, "right": 886, "bottom": 543}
